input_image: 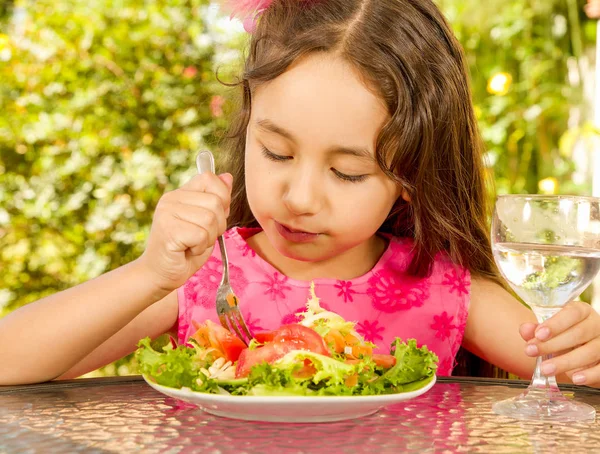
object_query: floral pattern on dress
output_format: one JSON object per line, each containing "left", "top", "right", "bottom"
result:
{"left": 438, "top": 356, "right": 454, "bottom": 376}
{"left": 356, "top": 319, "right": 385, "bottom": 343}
{"left": 367, "top": 269, "right": 430, "bottom": 313}
{"left": 177, "top": 227, "right": 471, "bottom": 377}
{"left": 281, "top": 308, "right": 304, "bottom": 325}
{"left": 442, "top": 268, "right": 470, "bottom": 296}
{"left": 430, "top": 311, "right": 457, "bottom": 341}
{"left": 237, "top": 240, "right": 257, "bottom": 258}
{"left": 183, "top": 256, "right": 248, "bottom": 308}
{"left": 335, "top": 280, "right": 356, "bottom": 303}
{"left": 244, "top": 311, "right": 265, "bottom": 333}
{"left": 261, "top": 272, "right": 292, "bottom": 301}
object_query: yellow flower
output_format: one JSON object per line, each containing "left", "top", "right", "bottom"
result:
{"left": 0, "top": 34, "right": 10, "bottom": 51}
{"left": 487, "top": 72, "right": 512, "bottom": 96}
{"left": 538, "top": 177, "right": 558, "bottom": 194}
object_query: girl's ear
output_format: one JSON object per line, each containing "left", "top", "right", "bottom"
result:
{"left": 401, "top": 188, "right": 411, "bottom": 203}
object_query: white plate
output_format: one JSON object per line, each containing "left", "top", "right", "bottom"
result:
{"left": 143, "top": 375, "right": 436, "bottom": 423}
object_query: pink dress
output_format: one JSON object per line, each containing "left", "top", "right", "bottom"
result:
{"left": 177, "top": 227, "right": 471, "bottom": 376}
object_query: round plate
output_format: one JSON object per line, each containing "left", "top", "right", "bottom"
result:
{"left": 143, "top": 375, "right": 436, "bottom": 423}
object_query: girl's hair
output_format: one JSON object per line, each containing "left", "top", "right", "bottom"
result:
{"left": 223, "top": 0, "right": 499, "bottom": 282}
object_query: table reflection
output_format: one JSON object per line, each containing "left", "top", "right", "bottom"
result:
{"left": 1, "top": 377, "right": 600, "bottom": 453}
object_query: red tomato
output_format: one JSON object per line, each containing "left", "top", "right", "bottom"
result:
{"left": 271, "top": 324, "right": 331, "bottom": 357}
{"left": 191, "top": 320, "right": 246, "bottom": 362}
{"left": 235, "top": 324, "right": 331, "bottom": 378}
{"left": 235, "top": 343, "right": 293, "bottom": 378}
{"left": 253, "top": 331, "right": 276, "bottom": 344}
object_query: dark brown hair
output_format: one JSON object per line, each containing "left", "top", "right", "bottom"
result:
{"left": 222, "top": 0, "right": 499, "bottom": 282}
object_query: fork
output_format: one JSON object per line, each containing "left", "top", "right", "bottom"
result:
{"left": 195, "top": 150, "right": 254, "bottom": 346}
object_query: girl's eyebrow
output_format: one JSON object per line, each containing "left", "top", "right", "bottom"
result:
{"left": 255, "top": 118, "right": 374, "bottom": 160}
{"left": 257, "top": 119, "right": 297, "bottom": 144}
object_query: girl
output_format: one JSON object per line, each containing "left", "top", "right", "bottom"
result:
{"left": 2, "top": 0, "right": 600, "bottom": 386}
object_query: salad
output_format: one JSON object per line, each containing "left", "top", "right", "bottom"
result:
{"left": 136, "top": 284, "right": 438, "bottom": 396}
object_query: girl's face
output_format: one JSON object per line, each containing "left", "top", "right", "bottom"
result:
{"left": 245, "top": 52, "right": 402, "bottom": 263}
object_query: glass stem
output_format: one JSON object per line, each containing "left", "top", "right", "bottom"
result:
{"left": 530, "top": 306, "right": 560, "bottom": 392}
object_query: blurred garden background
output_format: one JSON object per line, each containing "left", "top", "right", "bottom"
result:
{"left": 1, "top": 0, "right": 599, "bottom": 377}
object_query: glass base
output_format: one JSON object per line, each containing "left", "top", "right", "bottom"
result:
{"left": 493, "top": 385, "right": 596, "bottom": 422}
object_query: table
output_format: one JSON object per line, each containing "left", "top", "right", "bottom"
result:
{"left": 2, "top": 376, "right": 600, "bottom": 453}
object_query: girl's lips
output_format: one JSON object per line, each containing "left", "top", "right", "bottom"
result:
{"left": 275, "top": 222, "right": 320, "bottom": 243}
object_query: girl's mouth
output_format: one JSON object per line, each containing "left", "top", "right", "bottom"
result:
{"left": 275, "top": 222, "right": 320, "bottom": 243}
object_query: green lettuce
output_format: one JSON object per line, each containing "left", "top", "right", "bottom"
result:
{"left": 297, "top": 283, "right": 359, "bottom": 338}
{"left": 136, "top": 335, "right": 438, "bottom": 397}
{"left": 364, "top": 339, "right": 438, "bottom": 394}
{"left": 135, "top": 337, "right": 218, "bottom": 393}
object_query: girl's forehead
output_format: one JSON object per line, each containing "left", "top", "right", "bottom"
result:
{"left": 251, "top": 53, "right": 389, "bottom": 150}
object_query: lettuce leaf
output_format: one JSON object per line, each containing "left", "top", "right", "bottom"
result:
{"left": 365, "top": 339, "right": 438, "bottom": 394}
{"left": 240, "top": 356, "right": 354, "bottom": 396}
{"left": 297, "top": 283, "right": 358, "bottom": 337}
{"left": 135, "top": 337, "right": 218, "bottom": 393}
{"left": 136, "top": 334, "right": 438, "bottom": 396}
{"left": 276, "top": 350, "right": 356, "bottom": 385}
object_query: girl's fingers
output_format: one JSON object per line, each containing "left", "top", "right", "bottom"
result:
{"left": 164, "top": 217, "right": 213, "bottom": 256}
{"left": 170, "top": 200, "right": 227, "bottom": 233}
{"left": 169, "top": 205, "right": 226, "bottom": 247}
{"left": 533, "top": 302, "right": 591, "bottom": 341}
{"left": 567, "top": 362, "right": 600, "bottom": 386}
{"left": 165, "top": 186, "right": 229, "bottom": 219}
{"left": 527, "top": 318, "right": 596, "bottom": 357}
{"left": 565, "top": 366, "right": 586, "bottom": 382}
{"left": 520, "top": 322, "right": 537, "bottom": 342}
{"left": 180, "top": 173, "right": 232, "bottom": 212}
{"left": 539, "top": 337, "right": 600, "bottom": 378}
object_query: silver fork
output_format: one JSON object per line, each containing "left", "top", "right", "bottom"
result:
{"left": 195, "top": 150, "right": 254, "bottom": 346}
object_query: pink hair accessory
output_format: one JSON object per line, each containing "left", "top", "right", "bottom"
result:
{"left": 223, "top": 0, "right": 315, "bottom": 33}
{"left": 223, "top": 0, "right": 275, "bottom": 33}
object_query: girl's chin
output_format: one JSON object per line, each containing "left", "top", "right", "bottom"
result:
{"left": 272, "top": 243, "right": 320, "bottom": 263}
{"left": 268, "top": 234, "right": 334, "bottom": 263}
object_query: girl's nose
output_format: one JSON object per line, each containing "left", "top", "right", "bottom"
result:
{"left": 282, "top": 168, "right": 323, "bottom": 216}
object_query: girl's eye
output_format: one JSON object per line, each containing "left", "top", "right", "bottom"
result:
{"left": 261, "top": 146, "right": 367, "bottom": 183}
{"left": 261, "top": 146, "right": 291, "bottom": 161}
{"left": 332, "top": 169, "right": 368, "bottom": 183}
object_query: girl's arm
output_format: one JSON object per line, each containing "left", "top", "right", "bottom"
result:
{"left": 0, "top": 261, "right": 176, "bottom": 385}
{"left": 462, "top": 277, "right": 537, "bottom": 379}
{"left": 0, "top": 171, "right": 233, "bottom": 385}
{"left": 465, "top": 277, "right": 600, "bottom": 385}
{"left": 57, "top": 287, "right": 178, "bottom": 380}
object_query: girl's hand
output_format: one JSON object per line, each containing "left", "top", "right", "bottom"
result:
{"left": 137, "top": 172, "right": 233, "bottom": 295}
{"left": 520, "top": 301, "right": 600, "bottom": 386}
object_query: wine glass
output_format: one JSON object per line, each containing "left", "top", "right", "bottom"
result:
{"left": 491, "top": 194, "right": 600, "bottom": 421}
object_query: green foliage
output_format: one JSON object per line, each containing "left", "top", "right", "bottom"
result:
{"left": 441, "top": 0, "right": 596, "bottom": 195}
{"left": 0, "top": 0, "right": 232, "bottom": 317}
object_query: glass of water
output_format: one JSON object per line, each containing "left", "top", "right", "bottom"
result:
{"left": 492, "top": 194, "right": 600, "bottom": 421}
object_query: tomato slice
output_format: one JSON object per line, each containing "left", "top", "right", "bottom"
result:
{"left": 271, "top": 324, "right": 331, "bottom": 357}
{"left": 236, "top": 343, "right": 282, "bottom": 377}
{"left": 253, "top": 331, "right": 276, "bottom": 344}
{"left": 190, "top": 320, "right": 246, "bottom": 362}
{"left": 235, "top": 324, "right": 331, "bottom": 378}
